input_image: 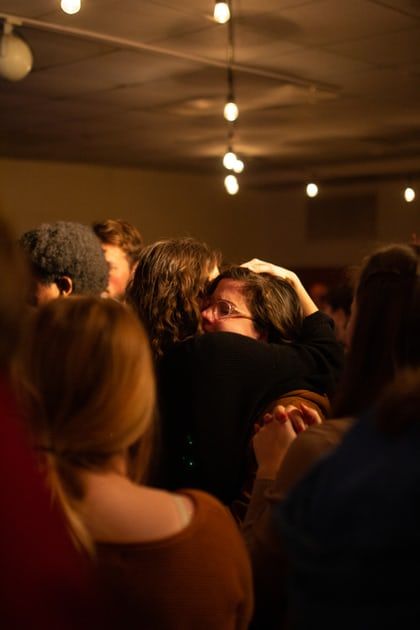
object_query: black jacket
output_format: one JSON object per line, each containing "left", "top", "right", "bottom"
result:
{"left": 157, "top": 311, "right": 344, "bottom": 504}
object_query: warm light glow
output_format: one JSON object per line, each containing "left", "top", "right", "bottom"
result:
{"left": 223, "top": 151, "right": 237, "bottom": 170}
{"left": 404, "top": 186, "right": 415, "bottom": 203}
{"left": 213, "top": 2, "right": 230, "bottom": 24}
{"left": 224, "top": 101, "right": 239, "bottom": 122}
{"left": 233, "top": 159, "right": 244, "bottom": 173}
{"left": 0, "top": 31, "right": 33, "bottom": 81}
{"left": 61, "top": 0, "right": 81, "bottom": 14}
{"left": 224, "top": 174, "right": 239, "bottom": 195}
{"left": 306, "top": 182, "right": 318, "bottom": 198}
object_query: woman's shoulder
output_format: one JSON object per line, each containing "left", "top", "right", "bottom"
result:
{"left": 96, "top": 487, "right": 251, "bottom": 570}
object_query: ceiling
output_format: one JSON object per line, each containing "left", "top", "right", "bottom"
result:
{"left": 1, "top": 0, "right": 420, "bottom": 189}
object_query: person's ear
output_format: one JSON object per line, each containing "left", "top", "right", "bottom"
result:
{"left": 56, "top": 276, "right": 73, "bottom": 297}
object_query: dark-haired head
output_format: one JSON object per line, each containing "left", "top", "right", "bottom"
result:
{"left": 20, "top": 221, "right": 108, "bottom": 305}
{"left": 126, "top": 237, "right": 221, "bottom": 358}
{"left": 92, "top": 219, "right": 143, "bottom": 268}
{"left": 333, "top": 244, "right": 419, "bottom": 417}
{"left": 204, "top": 266, "right": 303, "bottom": 343}
{"left": 92, "top": 219, "right": 143, "bottom": 299}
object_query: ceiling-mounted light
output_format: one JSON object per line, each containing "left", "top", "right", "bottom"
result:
{"left": 0, "top": 22, "right": 33, "bottom": 82}
{"left": 213, "top": 2, "right": 231, "bottom": 24}
{"left": 61, "top": 0, "right": 81, "bottom": 14}
{"left": 224, "top": 174, "right": 239, "bottom": 195}
{"left": 306, "top": 182, "right": 318, "bottom": 198}
{"left": 233, "top": 158, "right": 244, "bottom": 173}
{"left": 223, "top": 150, "right": 237, "bottom": 170}
{"left": 404, "top": 186, "right": 415, "bottom": 203}
{"left": 224, "top": 100, "right": 238, "bottom": 122}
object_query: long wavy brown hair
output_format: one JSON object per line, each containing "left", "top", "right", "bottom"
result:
{"left": 15, "top": 297, "right": 156, "bottom": 551}
{"left": 126, "top": 237, "right": 221, "bottom": 359}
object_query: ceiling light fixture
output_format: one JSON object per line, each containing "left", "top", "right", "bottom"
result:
{"left": 306, "top": 182, "right": 319, "bottom": 198}
{"left": 224, "top": 174, "right": 239, "bottom": 195}
{"left": 213, "top": 2, "right": 231, "bottom": 24}
{"left": 0, "top": 21, "right": 33, "bottom": 82}
{"left": 223, "top": 100, "right": 238, "bottom": 122}
{"left": 223, "top": 149, "right": 237, "bottom": 170}
{"left": 219, "top": 2, "right": 243, "bottom": 193}
{"left": 233, "top": 158, "right": 244, "bottom": 173}
{"left": 61, "top": 0, "right": 82, "bottom": 15}
{"left": 404, "top": 186, "right": 415, "bottom": 203}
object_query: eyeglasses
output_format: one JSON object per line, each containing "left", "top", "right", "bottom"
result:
{"left": 204, "top": 299, "right": 254, "bottom": 321}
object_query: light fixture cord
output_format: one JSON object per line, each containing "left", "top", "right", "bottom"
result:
{"left": 226, "top": 1, "right": 235, "bottom": 103}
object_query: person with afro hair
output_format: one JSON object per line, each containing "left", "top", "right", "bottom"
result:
{"left": 20, "top": 221, "right": 108, "bottom": 306}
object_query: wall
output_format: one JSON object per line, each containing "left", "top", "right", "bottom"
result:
{"left": 0, "top": 157, "right": 419, "bottom": 269}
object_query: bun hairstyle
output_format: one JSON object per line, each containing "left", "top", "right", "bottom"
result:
{"left": 16, "top": 297, "right": 156, "bottom": 550}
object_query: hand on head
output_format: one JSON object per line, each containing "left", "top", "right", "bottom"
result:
{"left": 241, "top": 259, "right": 297, "bottom": 285}
{"left": 241, "top": 259, "right": 318, "bottom": 317}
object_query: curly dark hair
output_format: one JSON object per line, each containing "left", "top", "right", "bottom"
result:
{"left": 207, "top": 266, "right": 303, "bottom": 343}
{"left": 126, "top": 237, "right": 221, "bottom": 359}
{"left": 20, "top": 221, "right": 108, "bottom": 295}
{"left": 92, "top": 219, "right": 143, "bottom": 268}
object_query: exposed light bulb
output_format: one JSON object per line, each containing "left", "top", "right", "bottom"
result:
{"left": 223, "top": 150, "right": 237, "bottom": 170}
{"left": 404, "top": 186, "right": 415, "bottom": 203}
{"left": 213, "top": 2, "right": 230, "bottom": 24}
{"left": 224, "top": 101, "right": 239, "bottom": 122}
{"left": 306, "top": 182, "right": 318, "bottom": 198}
{"left": 61, "top": 0, "right": 81, "bottom": 14}
{"left": 224, "top": 174, "right": 239, "bottom": 195}
{"left": 0, "top": 30, "right": 33, "bottom": 81}
{"left": 233, "top": 159, "right": 244, "bottom": 173}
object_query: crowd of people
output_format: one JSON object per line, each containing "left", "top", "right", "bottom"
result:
{"left": 1, "top": 215, "right": 419, "bottom": 628}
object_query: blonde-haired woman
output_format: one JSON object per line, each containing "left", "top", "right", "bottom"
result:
{"left": 16, "top": 297, "right": 253, "bottom": 629}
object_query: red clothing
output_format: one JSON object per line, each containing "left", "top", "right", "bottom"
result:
{"left": 0, "top": 377, "right": 102, "bottom": 628}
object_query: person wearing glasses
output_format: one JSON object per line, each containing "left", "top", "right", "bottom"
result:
{"left": 201, "top": 266, "right": 304, "bottom": 343}
{"left": 158, "top": 261, "right": 343, "bottom": 507}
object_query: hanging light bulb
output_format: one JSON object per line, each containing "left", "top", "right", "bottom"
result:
{"left": 223, "top": 150, "right": 237, "bottom": 170}
{"left": 306, "top": 182, "right": 319, "bottom": 198}
{"left": 404, "top": 186, "right": 415, "bottom": 203}
{"left": 213, "top": 2, "right": 231, "bottom": 24}
{"left": 0, "top": 24, "right": 33, "bottom": 82}
{"left": 233, "top": 158, "right": 244, "bottom": 173}
{"left": 224, "top": 101, "right": 239, "bottom": 122}
{"left": 224, "top": 174, "right": 239, "bottom": 195}
{"left": 61, "top": 0, "right": 81, "bottom": 15}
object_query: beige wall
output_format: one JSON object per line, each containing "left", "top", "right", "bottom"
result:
{"left": 0, "top": 157, "right": 418, "bottom": 269}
